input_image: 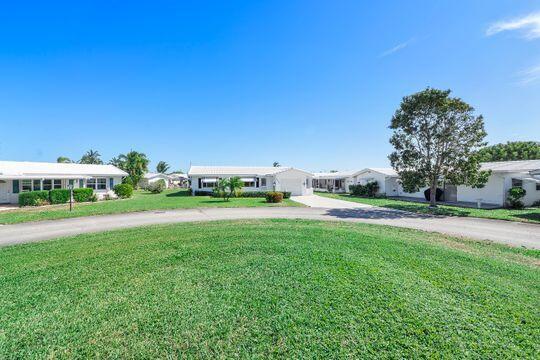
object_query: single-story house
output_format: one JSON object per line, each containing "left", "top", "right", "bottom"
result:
{"left": 312, "top": 171, "right": 362, "bottom": 193}
{"left": 0, "top": 160, "right": 127, "bottom": 204}
{"left": 355, "top": 161, "right": 540, "bottom": 207}
{"left": 139, "top": 172, "right": 172, "bottom": 189}
{"left": 188, "top": 166, "right": 314, "bottom": 196}
{"left": 168, "top": 173, "right": 189, "bottom": 187}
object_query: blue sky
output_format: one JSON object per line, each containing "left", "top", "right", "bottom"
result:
{"left": 1, "top": 1, "right": 539, "bottom": 172}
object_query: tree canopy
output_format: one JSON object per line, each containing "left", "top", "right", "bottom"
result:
{"left": 56, "top": 156, "right": 72, "bottom": 163}
{"left": 476, "top": 141, "right": 540, "bottom": 162}
{"left": 79, "top": 149, "right": 103, "bottom": 164}
{"left": 156, "top": 161, "right": 170, "bottom": 174}
{"left": 389, "top": 88, "right": 490, "bottom": 207}
{"left": 112, "top": 151, "right": 149, "bottom": 188}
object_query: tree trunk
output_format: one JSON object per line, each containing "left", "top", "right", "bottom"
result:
{"left": 429, "top": 180, "right": 437, "bottom": 208}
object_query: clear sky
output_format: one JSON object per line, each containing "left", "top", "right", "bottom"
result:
{"left": 1, "top": 1, "right": 539, "bottom": 172}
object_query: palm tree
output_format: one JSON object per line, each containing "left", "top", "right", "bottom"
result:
{"left": 79, "top": 149, "right": 103, "bottom": 164}
{"left": 117, "top": 151, "right": 149, "bottom": 188}
{"left": 57, "top": 156, "right": 72, "bottom": 163}
{"left": 214, "top": 178, "right": 230, "bottom": 201}
{"left": 228, "top": 176, "right": 244, "bottom": 198}
{"left": 108, "top": 156, "right": 125, "bottom": 169}
{"left": 273, "top": 161, "right": 280, "bottom": 167}
{"left": 156, "top": 161, "right": 170, "bottom": 174}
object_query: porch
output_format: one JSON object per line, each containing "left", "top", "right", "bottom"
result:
{"left": 312, "top": 178, "right": 347, "bottom": 193}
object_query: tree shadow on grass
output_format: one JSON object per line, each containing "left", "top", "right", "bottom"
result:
{"left": 511, "top": 212, "right": 540, "bottom": 223}
{"left": 325, "top": 208, "right": 437, "bottom": 220}
{"left": 382, "top": 204, "right": 472, "bottom": 217}
{"left": 165, "top": 190, "right": 191, "bottom": 197}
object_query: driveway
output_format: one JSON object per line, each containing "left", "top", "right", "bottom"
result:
{"left": 291, "top": 195, "right": 372, "bottom": 209}
{"left": 0, "top": 205, "right": 539, "bottom": 249}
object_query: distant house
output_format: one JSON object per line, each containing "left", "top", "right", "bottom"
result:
{"left": 140, "top": 172, "right": 172, "bottom": 189}
{"left": 168, "top": 173, "right": 189, "bottom": 188}
{"left": 0, "top": 161, "right": 127, "bottom": 204}
{"left": 313, "top": 171, "right": 362, "bottom": 193}
{"left": 188, "top": 166, "right": 313, "bottom": 196}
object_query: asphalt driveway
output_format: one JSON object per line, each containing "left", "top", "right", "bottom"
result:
{"left": 0, "top": 204, "right": 538, "bottom": 249}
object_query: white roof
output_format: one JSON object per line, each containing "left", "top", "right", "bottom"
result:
{"left": 144, "top": 172, "right": 171, "bottom": 180}
{"left": 0, "top": 160, "right": 127, "bottom": 179}
{"left": 314, "top": 170, "right": 362, "bottom": 179}
{"left": 480, "top": 160, "right": 540, "bottom": 173}
{"left": 168, "top": 173, "right": 188, "bottom": 179}
{"left": 188, "top": 166, "right": 312, "bottom": 177}
{"left": 356, "top": 167, "right": 398, "bottom": 177}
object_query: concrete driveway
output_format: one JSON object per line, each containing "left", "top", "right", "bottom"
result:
{"left": 291, "top": 195, "right": 372, "bottom": 209}
{"left": 0, "top": 205, "right": 539, "bottom": 249}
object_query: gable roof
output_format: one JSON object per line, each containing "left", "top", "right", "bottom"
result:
{"left": 480, "top": 160, "right": 540, "bottom": 173}
{"left": 355, "top": 167, "right": 398, "bottom": 177}
{"left": 0, "top": 160, "right": 127, "bottom": 179}
{"left": 144, "top": 172, "right": 171, "bottom": 180}
{"left": 188, "top": 166, "right": 312, "bottom": 177}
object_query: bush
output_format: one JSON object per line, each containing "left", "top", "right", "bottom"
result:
{"left": 19, "top": 190, "right": 49, "bottom": 207}
{"left": 194, "top": 190, "right": 211, "bottom": 196}
{"left": 507, "top": 187, "right": 526, "bottom": 209}
{"left": 532, "top": 200, "right": 540, "bottom": 208}
{"left": 282, "top": 192, "right": 291, "bottom": 199}
{"left": 73, "top": 188, "right": 94, "bottom": 202}
{"left": 349, "top": 182, "right": 380, "bottom": 197}
{"left": 114, "top": 183, "right": 134, "bottom": 198}
{"left": 266, "top": 192, "right": 284, "bottom": 203}
{"left": 49, "top": 189, "right": 70, "bottom": 204}
{"left": 146, "top": 180, "right": 165, "bottom": 194}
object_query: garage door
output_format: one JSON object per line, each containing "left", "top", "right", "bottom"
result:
{"left": 279, "top": 178, "right": 304, "bottom": 196}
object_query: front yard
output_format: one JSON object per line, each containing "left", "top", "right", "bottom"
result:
{"left": 0, "top": 189, "right": 300, "bottom": 225}
{"left": 318, "top": 192, "right": 540, "bottom": 223}
{"left": 0, "top": 220, "right": 537, "bottom": 358}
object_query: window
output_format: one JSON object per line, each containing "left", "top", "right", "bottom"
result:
{"left": 22, "top": 180, "right": 32, "bottom": 192}
{"left": 53, "top": 179, "right": 62, "bottom": 189}
{"left": 97, "top": 178, "right": 107, "bottom": 190}
{"left": 243, "top": 181, "right": 255, "bottom": 187}
{"left": 33, "top": 180, "right": 41, "bottom": 191}
{"left": 511, "top": 178, "right": 523, "bottom": 188}
{"left": 261, "top": 178, "right": 267, "bottom": 187}
{"left": 42, "top": 180, "right": 52, "bottom": 190}
{"left": 86, "top": 179, "right": 96, "bottom": 189}
{"left": 537, "top": 183, "right": 540, "bottom": 191}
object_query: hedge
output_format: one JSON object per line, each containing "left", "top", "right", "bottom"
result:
{"left": 19, "top": 191, "right": 50, "bottom": 207}
{"left": 209, "top": 190, "right": 292, "bottom": 198}
{"left": 73, "top": 188, "right": 94, "bottom": 202}
{"left": 265, "top": 192, "right": 284, "bottom": 203}
{"left": 349, "top": 182, "right": 379, "bottom": 197}
{"left": 49, "top": 189, "right": 71, "bottom": 204}
{"left": 114, "top": 183, "right": 133, "bottom": 198}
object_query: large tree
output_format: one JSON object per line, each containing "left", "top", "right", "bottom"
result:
{"left": 57, "top": 156, "right": 72, "bottom": 163}
{"left": 389, "top": 88, "right": 490, "bottom": 207}
{"left": 79, "top": 149, "right": 103, "bottom": 164}
{"left": 156, "top": 161, "right": 170, "bottom": 174}
{"left": 114, "top": 151, "right": 149, "bottom": 188}
{"left": 477, "top": 141, "right": 540, "bottom": 162}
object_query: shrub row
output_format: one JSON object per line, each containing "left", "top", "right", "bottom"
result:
{"left": 199, "top": 190, "right": 291, "bottom": 199}
{"left": 19, "top": 188, "right": 97, "bottom": 206}
{"left": 265, "top": 192, "right": 284, "bottom": 203}
{"left": 349, "top": 182, "right": 379, "bottom": 197}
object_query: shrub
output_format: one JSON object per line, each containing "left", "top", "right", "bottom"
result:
{"left": 19, "top": 190, "right": 49, "bottom": 207}
{"left": 507, "top": 187, "right": 526, "bottom": 209}
{"left": 73, "top": 188, "right": 94, "bottom": 202}
{"left": 146, "top": 180, "right": 165, "bottom": 194}
{"left": 532, "top": 200, "right": 540, "bottom": 208}
{"left": 349, "top": 182, "right": 380, "bottom": 197}
{"left": 90, "top": 194, "right": 98, "bottom": 202}
{"left": 49, "top": 189, "right": 71, "bottom": 204}
{"left": 282, "top": 192, "right": 291, "bottom": 199}
{"left": 266, "top": 192, "right": 284, "bottom": 203}
{"left": 194, "top": 190, "right": 211, "bottom": 196}
{"left": 114, "top": 183, "right": 134, "bottom": 198}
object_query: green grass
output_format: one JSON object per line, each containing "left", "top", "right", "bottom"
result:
{"left": 0, "top": 220, "right": 538, "bottom": 358}
{"left": 0, "top": 189, "right": 300, "bottom": 224}
{"left": 317, "top": 192, "right": 540, "bottom": 223}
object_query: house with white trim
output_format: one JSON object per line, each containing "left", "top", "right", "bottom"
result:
{"left": 312, "top": 170, "right": 362, "bottom": 193}
{"left": 188, "top": 166, "right": 313, "bottom": 196}
{"left": 0, "top": 161, "right": 127, "bottom": 204}
{"left": 140, "top": 172, "right": 173, "bottom": 189}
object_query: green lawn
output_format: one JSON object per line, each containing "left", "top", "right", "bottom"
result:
{"left": 317, "top": 192, "right": 540, "bottom": 223}
{"left": 0, "top": 189, "right": 299, "bottom": 225}
{"left": 0, "top": 220, "right": 538, "bottom": 358}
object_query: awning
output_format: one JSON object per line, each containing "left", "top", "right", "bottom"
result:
{"left": 240, "top": 177, "right": 256, "bottom": 182}
{"left": 201, "top": 178, "right": 218, "bottom": 183}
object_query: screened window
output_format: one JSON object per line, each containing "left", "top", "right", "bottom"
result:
{"left": 43, "top": 180, "right": 52, "bottom": 190}
{"left": 97, "top": 178, "right": 107, "bottom": 190}
{"left": 86, "top": 179, "right": 96, "bottom": 189}
{"left": 511, "top": 178, "right": 523, "bottom": 188}
{"left": 243, "top": 181, "right": 255, "bottom": 187}
{"left": 261, "top": 178, "right": 267, "bottom": 187}
{"left": 53, "top": 179, "right": 62, "bottom": 189}
{"left": 33, "top": 180, "right": 41, "bottom": 191}
{"left": 22, "top": 180, "right": 32, "bottom": 192}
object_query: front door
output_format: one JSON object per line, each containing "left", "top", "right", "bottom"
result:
{"left": 0, "top": 181, "right": 9, "bottom": 203}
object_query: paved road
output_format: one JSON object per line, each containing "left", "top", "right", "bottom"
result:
{"left": 0, "top": 205, "right": 538, "bottom": 249}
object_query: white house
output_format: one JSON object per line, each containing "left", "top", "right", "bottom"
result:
{"left": 140, "top": 172, "right": 172, "bottom": 189}
{"left": 0, "top": 161, "right": 127, "bottom": 204}
{"left": 354, "top": 161, "right": 540, "bottom": 207}
{"left": 312, "top": 171, "right": 362, "bottom": 193}
{"left": 168, "top": 173, "right": 189, "bottom": 187}
{"left": 188, "top": 166, "right": 313, "bottom": 196}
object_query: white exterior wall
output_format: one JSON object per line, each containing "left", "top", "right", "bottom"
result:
{"left": 521, "top": 177, "right": 540, "bottom": 206}
{"left": 0, "top": 176, "right": 123, "bottom": 204}
{"left": 142, "top": 175, "right": 170, "bottom": 189}
{"left": 353, "top": 171, "right": 387, "bottom": 195}
{"left": 190, "top": 175, "right": 275, "bottom": 193}
{"left": 457, "top": 174, "right": 505, "bottom": 206}
{"left": 275, "top": 170, "right": 313, "bottom": 196}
